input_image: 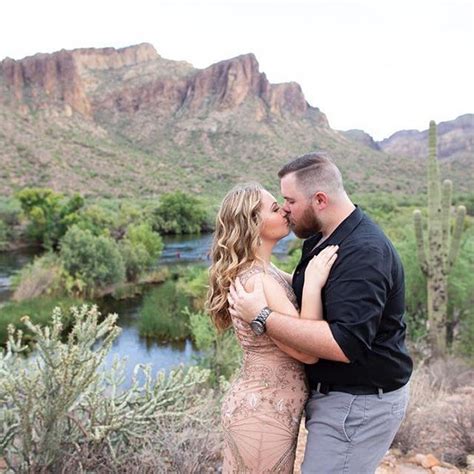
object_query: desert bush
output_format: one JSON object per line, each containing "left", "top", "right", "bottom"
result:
{"left": 393, "top": 357, "right": 474, "bottom": 466}
{"left": 0, "top": 305, "right": 224, "bottom": 472}
{"left": 12, "top": 252, "right": 63, "bottom": 301}
{"left": 60, "top": 225, "right": 125, "bottom": 294}
{"left": 447, "top": 397, "right": 474, "bottom": 466}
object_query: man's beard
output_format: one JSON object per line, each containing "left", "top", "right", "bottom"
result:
{"left": 290, "top": 205, "right": 323, "bottom": 239}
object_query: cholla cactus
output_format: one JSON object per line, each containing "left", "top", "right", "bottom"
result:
{"left": 0, "top": 305, "right": 223, "bottom": 472}
{"left": 413, "top": 121, "right": 466, "bottom": 357}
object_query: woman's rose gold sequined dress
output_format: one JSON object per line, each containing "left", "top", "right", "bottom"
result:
{"left": 221, "top": 266, "right": 308, "bottom": 473}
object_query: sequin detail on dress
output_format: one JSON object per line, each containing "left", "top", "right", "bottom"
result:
{"left": 221, "top": 266, "right": 308, "bottom": 473}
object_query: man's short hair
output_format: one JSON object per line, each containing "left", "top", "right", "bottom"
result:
{"left": 278, "top": 152, "right": 344, "bottom": 197}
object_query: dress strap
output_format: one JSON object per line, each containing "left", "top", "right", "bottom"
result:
{"left": 238, "top": 266, "right": 266, "bottom": 287}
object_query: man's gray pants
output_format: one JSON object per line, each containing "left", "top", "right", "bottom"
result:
{"left": 301, "top": 383, "right": 409, "bottom": 474}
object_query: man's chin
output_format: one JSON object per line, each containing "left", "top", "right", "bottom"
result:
{"left": 291, "top": 224, "right": 316, "bottom": 239}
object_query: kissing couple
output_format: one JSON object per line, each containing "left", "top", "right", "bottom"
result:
{"left": 206, "top": 152, "right": 413, "bottom": 473}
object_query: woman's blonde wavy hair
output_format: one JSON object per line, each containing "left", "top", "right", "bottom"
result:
{"left": 206, "top": 183, "right": 264, "bottom": 331}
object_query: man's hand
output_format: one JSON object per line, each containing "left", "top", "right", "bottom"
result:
{"left": 228, "top": 276, "right": 268, "bottom": 323}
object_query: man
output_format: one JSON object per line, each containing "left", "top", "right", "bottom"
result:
{"left": 229, "top": 152, "right": 413, "bottom": 473}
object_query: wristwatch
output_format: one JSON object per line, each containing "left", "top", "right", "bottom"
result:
{"left": 250, "top": 306, "right": 273, "bottom": 336}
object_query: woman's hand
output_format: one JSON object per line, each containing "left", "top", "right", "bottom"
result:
{"left": 304, "top": 245, "right": 338, "bottom": 291}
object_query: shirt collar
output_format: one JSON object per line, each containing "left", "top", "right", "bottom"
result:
{"left": 302, "top": 206, "right": 364, "bottom": 258}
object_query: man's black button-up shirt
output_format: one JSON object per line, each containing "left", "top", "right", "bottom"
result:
{"left": 292, "top": 207, "right": 413, "bottom": 390}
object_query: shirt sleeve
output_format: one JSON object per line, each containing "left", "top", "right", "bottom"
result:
{"left": 324, "top": 243, "right": 390, "bottom": 362}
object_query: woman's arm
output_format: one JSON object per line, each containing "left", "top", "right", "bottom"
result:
{"left": 300, "top": 245, "right": 338, "bottom": 320}
{"left": 244, "top": 273, "right": 318, "bottom": 364}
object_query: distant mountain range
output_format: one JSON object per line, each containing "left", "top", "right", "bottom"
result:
{"left": 0, "top": 43, "right": 472, "bottom": 198}
{"left": 342, "top": 114, "right": 473, "bottom": 161}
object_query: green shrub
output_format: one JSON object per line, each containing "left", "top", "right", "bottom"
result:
{"left": 15, "top": 187, "right": 84, "bottom": 249}
{"left": 177, "top": 265, "right": 209, "bottom": 311}
{"left": 60, "top": 226, "right": 125, "bottom": 293}
{"left": 0, "top": 196, "right": 21, "bottom": 227}
{"left": 138, "top": 280, "right": 191, "bottom": 340}
{"left": 118, "top": 223, "right": 163, "bottom": 282}
{"left": 74, "top": 204, "right": 116, "bottom": 237}
{"left": 0, "top": 219, "right": 7, "bottom": 250}
{"left": 0, "top": 296, "right": 83, "bottom": 345}
{"left": 188, "top": 308, "right": 242, "bottom": 383}
{"left": 152, "top": 191, "right": 208, "bottom": 234}
{"left": 119, "top": 240, "right": 151, "bottom": 282}
{"left": 125, "top": 223, "right": 163, "bottom": 261}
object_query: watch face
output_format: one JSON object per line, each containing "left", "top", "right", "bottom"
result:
{"left": 250, "top": 320, "right": 265, "bottom": 336}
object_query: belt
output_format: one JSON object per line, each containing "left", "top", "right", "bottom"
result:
{"left": 314, "top": 382, "right": 399, "bottom": 396}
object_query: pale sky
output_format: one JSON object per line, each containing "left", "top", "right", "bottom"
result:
{"left": 0, "top": 0, "right": 472, "bottom": 140}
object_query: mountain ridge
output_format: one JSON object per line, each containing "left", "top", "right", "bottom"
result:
{"left": 0, "top": 43, "right": 471, "bottom": 198}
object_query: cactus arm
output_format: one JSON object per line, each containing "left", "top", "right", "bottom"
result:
{"left": 427, "top": 121, "right": 441, "bottom": 224}
{"left": 448, "top": 205, "right": 466, "bottom": 270}
{"left": 413, "top": 210, "right": 429, "bottom": 276}
{"left": 441, "top": 179, "right": 452, "bottom": 258}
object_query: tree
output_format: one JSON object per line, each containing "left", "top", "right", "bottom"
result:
{"left": 120, "top": 223, "right": 164, "bottom": 281}
{"left": 413, "top": 121, "right": 466, "bottom": 357}
{"left": 16, "top": 188, "right": 84, "bottom": 249}
{"left": 152, "top": 191, "right": 208, "bottom": 234}
{"left": 59, "top": 226, "right": 125, "bottom": 294}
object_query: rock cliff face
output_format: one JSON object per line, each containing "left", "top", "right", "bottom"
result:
{"left": 0, "top": 44, "right": 327, "bottom": 126}
{"left": 377, "top": 114, "right": 473, "bottom": 160}
{"left": 0, "top": 43, "right": 159, "bottom": 118}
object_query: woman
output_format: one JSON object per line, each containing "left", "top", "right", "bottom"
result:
{"left": 207, "top": 183, "right": 338, "bottom": 473}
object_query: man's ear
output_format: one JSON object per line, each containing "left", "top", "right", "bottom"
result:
{"left": 312, "top": 191, "right": 329, "bottom": 210}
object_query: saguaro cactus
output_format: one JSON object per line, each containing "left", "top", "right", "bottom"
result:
{"left": 413, "top": 121, "right": 466, "bottom": 356}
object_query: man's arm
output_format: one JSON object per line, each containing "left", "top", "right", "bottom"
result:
{"left": 266, "top": 314, "right": 349, "bottom": 362}
{"left": 229, "top": 277, "right": 349, "bottom": 363}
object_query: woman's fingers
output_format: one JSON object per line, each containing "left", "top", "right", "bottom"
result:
{"left": 311, "top": 245, "right": 338, "bottom": 265}
{"left": 327, "top": 253, "right": 338, "bottom": 266}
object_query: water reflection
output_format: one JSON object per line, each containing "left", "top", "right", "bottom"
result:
{"left": 97, "top": 294, "right": 200, "bottom": 388}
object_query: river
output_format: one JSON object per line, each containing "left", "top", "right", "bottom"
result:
{"left": 0, "top": 233, "right": 295, "bottom": 383}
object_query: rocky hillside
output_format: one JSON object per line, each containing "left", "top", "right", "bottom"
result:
{"left": 378, "top": 114, "right": 473, "bottom": 161}
{"left": 0, "top": 43, "right": 471, "bottom": 198}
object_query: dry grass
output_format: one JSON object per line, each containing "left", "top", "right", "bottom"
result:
{"left": 55, "top": 402, "right": 223, "bottom": 473}
{"left": 393, "top": 357, "right": 474, "bottom": 466}
{"left": 12, "top": 255, "right": 62, "bottom": 301}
